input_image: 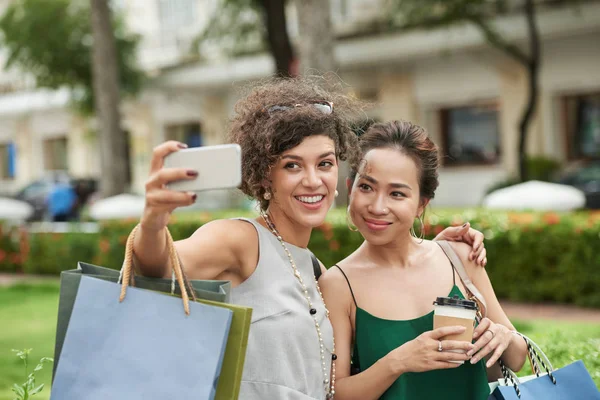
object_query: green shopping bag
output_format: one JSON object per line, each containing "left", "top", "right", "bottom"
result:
{"left": 198, "top": 298, "right": 252, "bottom": 400}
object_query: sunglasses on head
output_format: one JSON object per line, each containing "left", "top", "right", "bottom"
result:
{"left": 264, "top": 101, "right": 334, "bottom": 116}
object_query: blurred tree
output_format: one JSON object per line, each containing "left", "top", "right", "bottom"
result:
{"left": 90, "top": 0, "right": 128, "bottom": 197}
{"left": 195, "top": 0, "right": 295, "bottom": 76}
{"left": 294, "top": 0, "right": 336, "bottom": 74}
{"left": 0, "top": 0, "right": 143, "bottom": 196}
{"left": 388, "top": 0, "right": 541, "bottom": 181}
{"left": 293, "top": 0, "right": 347, "bottom": 203}
{"left": 195, "top": 1, "right": 340, "bottom": 77}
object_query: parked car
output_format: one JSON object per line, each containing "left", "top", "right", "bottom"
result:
{"left": 557, "top": 161, "right": 600, "bottom": 209}
{"left": 14, "top": 171, "right": 98, "bottom": 221}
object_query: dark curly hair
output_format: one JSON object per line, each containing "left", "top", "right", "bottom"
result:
{"left": 351, "top": 120, "right": 440, "bottom": 201}
{"left": 228, "top": 76, "right": 365, "bottom": 210}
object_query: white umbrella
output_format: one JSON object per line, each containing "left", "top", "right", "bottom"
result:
{"left": 483, "top": 180, "right": 586, "bottom": 211}
{"left": 0, "top": 197, "right": 34, "bottom": 221}
{"left": 89, "top": 194, "right": 146, "bottom": 220}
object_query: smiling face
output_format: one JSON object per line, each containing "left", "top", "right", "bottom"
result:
{"left": 349, "top": 147, "right": 429, "bottom": 246}
{"left": 267, "top": 135, "right": 339, "bottom": 228}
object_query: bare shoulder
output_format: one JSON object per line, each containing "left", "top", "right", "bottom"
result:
{"left": 190, "top": 218, "right": 257, "bottom": 243}
{"left": 189, "top": 218, "right": 259, "bottom": 261}
{"left": 321, "top": 264, "right": 348, "bottom": 289}
{"left": 320, "top": 265, "right": 355, "bottom": 311}
{"left": 174, "top": 218, "right": 259, "bottom": 279}
{"left": 448, "top": 241, "right": 486, "bottom": 280}
{"left": 320, "top": 258, "right": 363, "bottom": 297}
{"left": 319, "top": 263, "right": 353, "bottom": 295}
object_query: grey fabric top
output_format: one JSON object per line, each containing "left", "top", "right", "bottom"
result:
{"left": 231, "top": 218, "right": 334, "bottom": 400}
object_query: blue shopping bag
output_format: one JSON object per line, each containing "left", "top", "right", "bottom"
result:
{"left": 489, "top": 333, "right": 600, "bottom": 400}
{"left": 50, "top": 276, "right": 232, "bottom": 400}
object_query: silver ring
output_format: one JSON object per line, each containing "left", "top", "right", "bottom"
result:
{"left": 438, "top": 341, "right": 443, "bottom": 352}
{"left": 486, "top": 329, "right": 495, "bottom": 339}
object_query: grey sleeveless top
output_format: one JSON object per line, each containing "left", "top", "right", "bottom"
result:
{"left": 231, "top": 218, "right": 334, "bottom": 400}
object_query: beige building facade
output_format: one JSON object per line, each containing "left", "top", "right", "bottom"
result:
{"left": 0, "top": 0, "right": 599, "bottom": 207}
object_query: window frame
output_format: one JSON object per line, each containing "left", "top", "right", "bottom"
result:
{"left": 439, "top": 102, "right": 501, "bottom": 167}
{"left": 562, "top": 91, "right": 600, "bottom": 162}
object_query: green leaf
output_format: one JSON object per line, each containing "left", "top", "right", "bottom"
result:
{"left": 11, "top": 384, "right": 25, "bottom": 398}
{"left": 11, "top": 349, "right": 31, "bottom": 360}
{"left": 30, "top": 384, "right": 44, "bottom": 396}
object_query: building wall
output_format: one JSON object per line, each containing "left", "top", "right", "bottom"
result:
{"left": 1, "top": 2, "right": 599, "bottom": 208}
{"left": 368, "top": 29, "right": 600, "bottom": 207}
{"left": 413, "top": 50, "right": 505, "bottom": 206}
{"left": 539, "top": 32, "right": 600, "bottom": 162}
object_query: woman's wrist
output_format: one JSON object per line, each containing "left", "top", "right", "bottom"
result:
{"left": 507, "top": 330, "right": 523, "bottom": 350}
{"left": 383, "top": 347, "right": 407, "bottom": 377}
{"left": 500, "top": 330, "right": 527, "bottom": 368}
{"left": 139, "top": 209, "right": 170, "bottom": 233}
{"left": 139, "top": 220, "right": 165, "bottom": 234}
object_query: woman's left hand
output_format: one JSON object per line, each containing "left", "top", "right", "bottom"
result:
{"left": 434, "top": 222, "right": 487, "bottom": 267}
{"left": 467, "top": 318, "right": 513, "bottom": 368}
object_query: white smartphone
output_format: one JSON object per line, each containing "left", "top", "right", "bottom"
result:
{"left": 163, "top": 144, "right": 242, "bottom": 192}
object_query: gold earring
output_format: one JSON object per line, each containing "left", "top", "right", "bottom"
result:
{"left": 346, "top": 206, "right": 358, "bottom": 232}
{"left": 410, "top": 215, "right": 425, "bottom": 243}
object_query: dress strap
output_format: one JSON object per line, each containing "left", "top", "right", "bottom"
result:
{"left": 333, "top": 265, "right": 358, "bottom": 308}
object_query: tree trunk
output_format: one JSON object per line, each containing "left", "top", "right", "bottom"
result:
{"left": 294, "top": 0, "right": 336, "bottom": 74}
{"left": 293, "top": 0, "right": 350, "bottom": 204}
{"left": 259, "top": 0, "right": 295, "bottom": 76}
{"left": 518, "top": 0, "right": 541, "bottom": 182}
{"left": 90, "top": 0, "right": 127, "bottom": 197}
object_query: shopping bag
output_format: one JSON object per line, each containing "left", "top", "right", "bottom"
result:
{"left": 488, "top": 333, "right": 600, "bottom": 399}
{"left": 50, "top": 225, "right": 235, "bottom": 400}
{"left": 50, "top": 276, "right": 232, "bottom": 400}
{"left": 52, "top": 262, "right": 231, "bottom": 380}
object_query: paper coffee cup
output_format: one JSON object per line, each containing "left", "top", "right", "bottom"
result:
{"left": 433, "top": 295, "right": 477, "bottom": 364}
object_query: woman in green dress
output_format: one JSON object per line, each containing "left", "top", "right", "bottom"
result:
{"left": 321, "top": 120, "right": 528, "bottom": 400}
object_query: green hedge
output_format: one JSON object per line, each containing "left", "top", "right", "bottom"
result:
{"left": 1, "top": 209, "right": 600, "bottom": 307}
{"left": 25, "top": 231, "right": 99, "bottom": 275}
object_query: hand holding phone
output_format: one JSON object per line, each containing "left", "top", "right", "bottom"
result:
{"left": 163, "top": 144, "right": 242, "bottom": 192}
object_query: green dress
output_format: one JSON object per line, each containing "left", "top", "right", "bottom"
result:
{"left": 335, "top": 270, "right": 490, "bottom": 400}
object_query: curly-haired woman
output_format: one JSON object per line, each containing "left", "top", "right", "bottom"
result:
{"left": 133, "top": 77, "right": 487, "bottom": 399}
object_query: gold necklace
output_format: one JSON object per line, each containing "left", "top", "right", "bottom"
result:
{"left": 261, "top": 211, "right": 336, "bottom": 398}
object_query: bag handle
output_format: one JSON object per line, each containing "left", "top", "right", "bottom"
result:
{"left": 499, "top": 333, "right": 557, "bottom": 398}
{"left": 510, "top": 332, "right": 555, "bottom": 379}
{"left": 436, "top": 240, "right": 487, "bottom": 320}
{"left": 118, "top": 224, "right": 196, "bottom": 315}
